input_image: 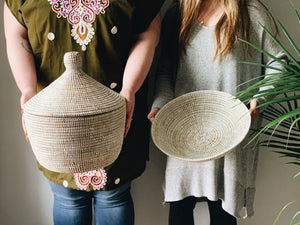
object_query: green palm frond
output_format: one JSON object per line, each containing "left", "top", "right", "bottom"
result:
{"left": 236, "top": 10, "right": 300, "bottom": 155}
{"left": 277, "top": 20, "right": 300, "bottom": 57}
{"left": 273, "top": 201, "right": 300, "bottom": 225}
{"left": 249, "top": 95, "right": 300, "bottom": 165}
{"left": 237, "top": 9, "right": 300, "bottom": 105}
{"left": 238, "top": 38, "right": 299, "bottom": 72}
{"left": 294, "top": 171, "right": 300, "bottom": 178}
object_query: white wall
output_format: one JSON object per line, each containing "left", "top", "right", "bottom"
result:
{"left": 0, "top": 1, "right": 299, "bottom": 225}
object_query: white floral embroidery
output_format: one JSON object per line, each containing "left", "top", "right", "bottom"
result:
{"left": 48, "top": 0, "right": 110, "bottom": 51}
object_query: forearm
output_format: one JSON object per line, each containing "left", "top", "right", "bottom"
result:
{"left": 121, "top": 13, "right": 161, "bottom": 95}
{"left": 120, "top": 12, "right": 161, "bottom": 136}
{"left": 4, "top": 3, "right": 37, "bottom": 106}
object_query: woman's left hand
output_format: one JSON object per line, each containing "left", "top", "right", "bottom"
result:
{"left": 120, "top": 89, "right": 135, "bottom": 138}
{"left": 249, "top": 99, "right": 259, "bottom": 125}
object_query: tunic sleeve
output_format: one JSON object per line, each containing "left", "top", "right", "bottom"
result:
{"left": 5, "top": 0, "right": 26, "bottom": 26}
{"left": 132, "top": 0, "right": 165, "bottom": 34}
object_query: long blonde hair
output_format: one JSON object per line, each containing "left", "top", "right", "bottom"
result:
{"left": 178, "top": 0, "right": 250, "bottom": 60}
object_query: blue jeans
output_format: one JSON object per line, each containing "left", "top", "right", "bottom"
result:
{"left": 49, "top": 181, "right": 134, "bottom": 225}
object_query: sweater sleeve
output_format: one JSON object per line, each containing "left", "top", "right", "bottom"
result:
{"left": 151, "top": 7, "right": 178, "bottom": 109}
{"left": 248, "top": 0, "right": 288, "bottom": 105}
{"left": 242, "top": 1, "right": 288, "bottom": 217}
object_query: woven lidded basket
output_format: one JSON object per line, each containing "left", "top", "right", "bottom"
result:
{"left": 151, "top": 90, "right": 251, "bottom": 162}
{"left": 23, "top": 51, "right": 126, "bottom": 173}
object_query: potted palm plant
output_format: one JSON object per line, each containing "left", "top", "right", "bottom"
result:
{"left": 236, "top": 8, "right": 300, "bottom": 225}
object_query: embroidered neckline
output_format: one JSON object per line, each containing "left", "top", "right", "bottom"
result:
{"left": 48, "top": 0, "right": 110, "bottom": 51}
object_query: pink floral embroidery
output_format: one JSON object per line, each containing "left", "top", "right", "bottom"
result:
{"left": 48, "top": 0, "right": 110, "bottom": 51}
{"left": 74, "top": 168, "right": 107, "bottom": 190}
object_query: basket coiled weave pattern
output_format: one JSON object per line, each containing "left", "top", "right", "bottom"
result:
{"left": 151, "top": 90, "right": 250, "bottom": 162}
{"left": 23, "top": 52, "right": 126, "bottom": 173}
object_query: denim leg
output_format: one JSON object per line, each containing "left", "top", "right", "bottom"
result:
{"left": 93, "top": 182, "right": 134, "bottom": 225}
{"left": 49, "top": 181, "right": 93, "bottom": 225}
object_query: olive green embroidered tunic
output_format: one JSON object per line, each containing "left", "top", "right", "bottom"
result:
{"left": 6, "top": 0, "right": 164, "bottom": 191}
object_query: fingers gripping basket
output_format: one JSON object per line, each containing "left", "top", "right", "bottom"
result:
{"left": 23, "top": 52, "right": 126, "bottom": 173}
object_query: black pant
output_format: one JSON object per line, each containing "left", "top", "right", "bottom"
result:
{"left": 169, "top": 196, "right": 237, "bottom": 225}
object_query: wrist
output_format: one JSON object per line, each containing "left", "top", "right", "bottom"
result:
{"left": 120, "top": 88, "right": 135, "bottom": 99}
{"left": 20, "top": 88, "right": 37, "bottom": 107}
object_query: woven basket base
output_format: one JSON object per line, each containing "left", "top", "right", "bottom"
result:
{"left": 24, "top": 104, "right": 126, "bottom": 173}
{"left": 151, "top": 90, "right": 251, "bottom": 162}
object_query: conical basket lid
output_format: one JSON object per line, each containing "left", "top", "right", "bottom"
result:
{"left": 23, "top": 51, "right": 125, "bottom": 117}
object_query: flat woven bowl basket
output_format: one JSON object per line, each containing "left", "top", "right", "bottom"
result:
{"left": 23, "top": 52, "right": 126, "bottom": 173}
{"left": 151, "top": 90, "right": 251, "bottom": 162}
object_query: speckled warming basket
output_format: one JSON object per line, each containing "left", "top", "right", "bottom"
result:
{"left": 23, "top": 52, "right": 126, "bottom": 173}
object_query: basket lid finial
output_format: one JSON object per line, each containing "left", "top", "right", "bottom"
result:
{"left": 64, "top": 51, "right": 82, "bottom": 71}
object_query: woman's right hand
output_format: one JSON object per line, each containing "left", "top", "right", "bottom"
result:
{"left": 147, "top": 108, "right": 160, "bottom": 123}
{"left": 20, "top": 90, "right": 37, "bottom": 140}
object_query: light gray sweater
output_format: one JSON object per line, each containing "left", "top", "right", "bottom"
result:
{"left": 152, "top": 0, "right": 286, "bottom": 218}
